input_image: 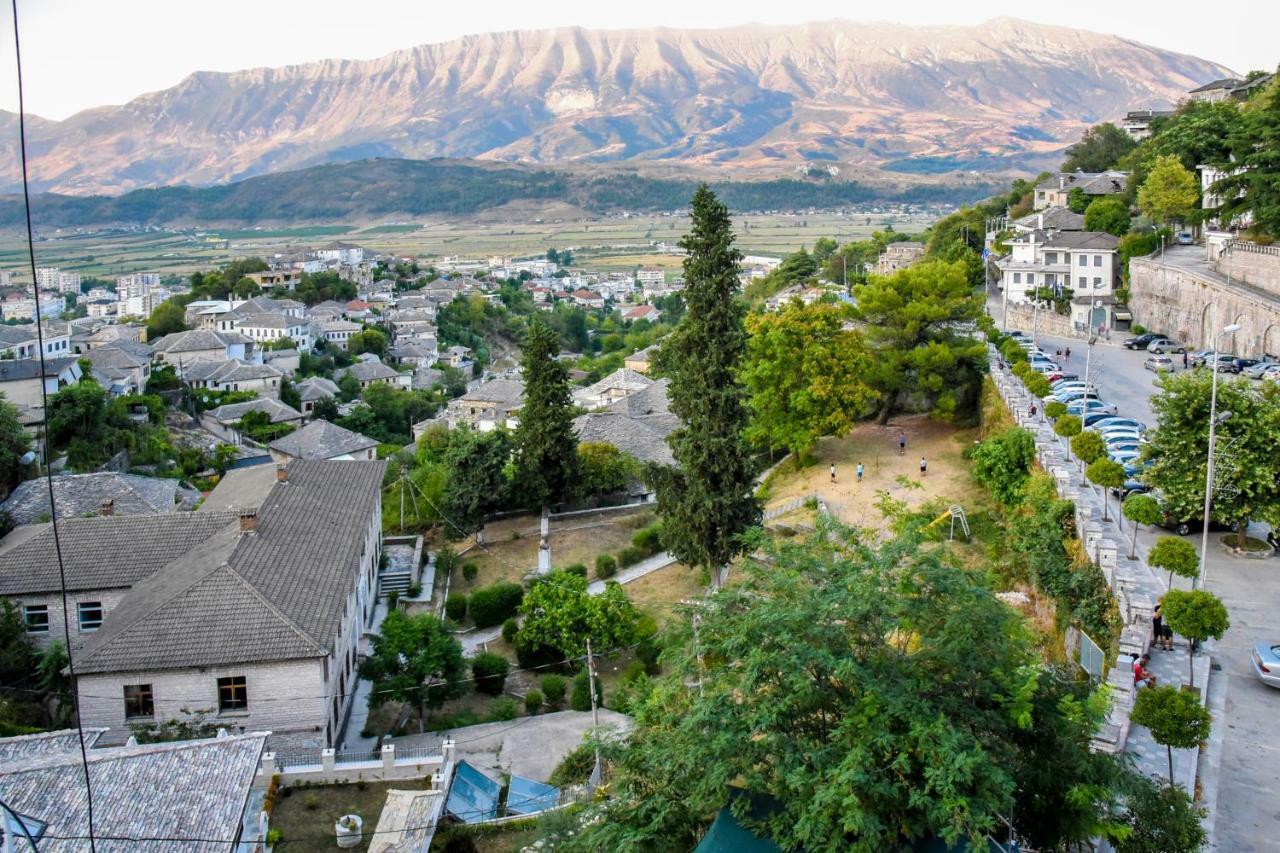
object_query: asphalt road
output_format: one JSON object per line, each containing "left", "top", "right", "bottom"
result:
{"left": 1006, "top": 320, "right": 1280, "bottom": 851}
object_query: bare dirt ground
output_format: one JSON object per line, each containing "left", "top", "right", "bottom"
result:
{"left": 764, "top": 414, "right": 980, "bottom": 530}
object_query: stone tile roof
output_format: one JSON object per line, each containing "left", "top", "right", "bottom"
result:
{"left": 575, "top": 368, "right": 652, "bottom": 405}
{"left": 462, "top": 378, "right": 525, "bottom": 405}
{"left": 0, "top": 511, "right": 239, "bottom": 595}
{"left": 0, "top": 472, "right": 200, "bottom": 525}
{"left": 197, "top": 463, "right": 280, "bottom": 514}
{"left": 183, "top": 359, "right": 283, "bottom": 383}
{"left": 75, "top": 459, "right": 386, "bottom": 673}
{"left": 574, "top": 411, "right": 675, "bottom": 466}
{"left": 295, "top": 376, "right": 339, "bottom": 401}
{"left": 0, "top": 356, "right": 78, "bottom": 381}
{"left": 0, "top": 326, "right": 37, "bottom": 346}
{"left": 205, "top": 397, "right": 303, "bottom": 424}
{"left": 234, "top": 312, "right": 299, "bottom": 330}
{"left": 269, "top": 419, "right": 378, "bottom": 460}
{"left": 0, "top": 731, "right": 266, "bottom": 852}
{"left": 151, "top": 329, "right": 249, "bottom": 353}
{"left": 411, "top": 368, "right": 444, "bottom": 390}
{"left": 0, "top": 729, "right": 104, "bottom": 767}
{"left": 338, "top": 361, "right": 402, "bottom": 382}
{"left": 605, "top": 378, "right": 672, "bottom": 419}
{"left": 1043, "top": 231, "right": 1121, "bottom": 251}
{"left": 1012, "top": 206, "right": 1086, "bottom": 231}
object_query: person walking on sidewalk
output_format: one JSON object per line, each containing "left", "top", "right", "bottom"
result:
{"left": 1065, "top": 347, "right": 1071, "bottom": 361}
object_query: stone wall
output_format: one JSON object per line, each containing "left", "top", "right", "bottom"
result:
{"left": 1000, "top": 303, "right": 1081, "bottom": 340}
{"left": 1129, "top": 258, "right": 1280, "bottom": 357}
{"left": 1219, "top": 242, "right": 1280, "bottom": 296}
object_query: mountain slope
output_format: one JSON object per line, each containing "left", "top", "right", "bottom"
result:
{"left": 0, "top": 158, "right": 1004, "bottom": 228}
{"left": 0, "top": 18, "right": 1232, "bottom": 195}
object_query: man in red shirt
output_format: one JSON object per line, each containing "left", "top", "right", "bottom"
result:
{"left": 1133, "top": 654, "right": 1156, "bottom": 688}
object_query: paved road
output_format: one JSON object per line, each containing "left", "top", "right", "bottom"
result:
{"left": 1010, "top": 320, "right": 1280, "bottom": 850}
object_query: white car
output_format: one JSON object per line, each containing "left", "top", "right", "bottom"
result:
{"left": 1145, "top": 355, "right": 1174, "bottom": 373}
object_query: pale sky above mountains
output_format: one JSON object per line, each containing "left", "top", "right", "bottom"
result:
{"left": 1, "top": 0, "right": 1275, "bottom": 119}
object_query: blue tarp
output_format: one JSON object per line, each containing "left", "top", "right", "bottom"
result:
{"left": 505, "top": 776, "right": 560, "bottom": 815}
{"left": 445, "top": 760, "right": 502, "bottom": 823}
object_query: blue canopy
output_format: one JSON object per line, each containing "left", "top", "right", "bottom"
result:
{"left": 505, "top": 776, "right": 560, "bottom": 815}
{"left": 445, "top": 760, "right": 502, "bottom": 823}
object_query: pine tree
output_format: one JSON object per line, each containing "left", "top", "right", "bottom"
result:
{"left": 515, "top": 317, "right": 579, "bottom": 511}
{"left": 652, "top": 185, "right": 760, "bottom": 588}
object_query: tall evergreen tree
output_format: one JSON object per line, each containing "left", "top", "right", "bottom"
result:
{"left": 515, "top": 317, "right": 579, "bottom": 511}
{"left": 652, "top": 185, "right": 760, "bottom": 588}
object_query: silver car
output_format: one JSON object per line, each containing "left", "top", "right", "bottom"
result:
{"left": 1251, "top": 642, "right": 1280, "bottom": 689}
{"left": 1145, "top": 355, "right": 1174, "bottom": 373}
{"left": 1242, "top": 361, "right": 1279, "bottom": 379}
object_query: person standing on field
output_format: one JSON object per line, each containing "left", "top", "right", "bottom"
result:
{"left": 856, "top": 462, "right": 864, "bottom": 483}
{"left": 919, "top": 457, "right": 927, "bottom": 477}
{"left": 898, "top": 431, "right": 907, "bottom": 456}
{"left": 830, "top": 464, "right": 837, "bottom": 484}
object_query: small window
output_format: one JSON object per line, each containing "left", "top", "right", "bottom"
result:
{"left": 1026, "top": 274, "right": 1035, "bottom": 285}
{"left": 1094, "top": 255, "right": 1103, "bottom": 267}
{"left": 1077, "top": 255, "right": 1087, "bottom": 266}
{"left": 217, "top": 676, "right": 248, "bottom": 712}
{"left": 1078, "top": 277, "right": 1087, "bottom": 287}
{"left": 123, "top": 684, "right": 154, "bottom": 719}
{"left": 1012, "top": 272, "right": 1021, "bottom": 284}
{"left": 1044, "top": 252, "right": 1056, "bottom": 264}
{"left": 77, "top": 602, "right": 103, "bottom": 632}
{"left": 23, "top": 604, "right": 48, "bottom": 634}
{"left": 1094, "top": 277, "right": 1103, "bottom": 287}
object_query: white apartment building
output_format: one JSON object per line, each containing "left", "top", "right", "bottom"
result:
{"left": 2, "top": 293, "right": 66, "bottom": 321}
{"left": 116, "top": 273, "right": 162, "bottom": 299}
{"left": 636, "top": 267, "right": 665, "bottom": 287}
{"left": 36, "top": 267, "right": 81, "bottom": 294}
{"left": 998, "top": 230, "right": 1120, "bottom": 330}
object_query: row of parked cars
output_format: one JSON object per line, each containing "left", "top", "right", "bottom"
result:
{"left": 1127, "top": 332, "right": 1280, "bottom": 380}
{"left": 1011, "top": 330, "right": 1229, "bottom": 536}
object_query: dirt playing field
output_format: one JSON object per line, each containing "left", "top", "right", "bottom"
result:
{"left": 763, "top": 414, "right": 980, "bottom": 531}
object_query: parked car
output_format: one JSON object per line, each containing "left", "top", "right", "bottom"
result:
{"left": 1145, "top": 355, "right": 1174, "bottom": 373}
{"left": 1066, "top": 399, "right": 1118, "bottom": 416}
{"left": 1241, "top": 361, "right": 1279, "bottom": 379}
{"left": 1231, "top": 357, "right": 1262, "bottom": 374}
{"left": 1046, "top": 371, "right": 1078, "bottom": 383}
{"left": 1089, "top": 417, "right": 1147, "bottom": 433}
{"left": 1147, "top": 338, "right": 1187, "bottom": 354}
{"left": 1176, "top": 231, "right": 1195, "bottom": 246}
{"left": 1156, "top": 509, "right": 1244, "bottom": 536}
{"left": 1250, "top": 642, "right": 1280, "bottom": 689}
{"left": 1195, "top": 353, "right": 1237, "bottom": 372}
{"left": 1031, "top": 362, "right": 1060, "bottom": 374}
{"left": 1261, "top": 364, "right": 1280, "bottom": 382}
{"left": 1052, "top": 389, "right": 1102, "bottom": 404}
{"left": 1187, "top": 349, "right": 1214, "bottom": 368}
{"left": 1124, "top": 333, "right": 1161, "bottom": 350}
{"left": 1099, "top": 429, "right": 1145, "bottom": 444}
{"left": 1051, "top": 375, "right": 1084, "bottom": 388}
{"left": 1110, "top": 479, "right": 1150, "bottom": 500}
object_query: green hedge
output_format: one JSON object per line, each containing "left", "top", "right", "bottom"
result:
{"left": 444, "top": 592, "right": 467, "bottom": 622}
{"left": 468, "top": 582, "right": 524, "bottom": 628}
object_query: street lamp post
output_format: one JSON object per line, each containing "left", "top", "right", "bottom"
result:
{"left": 1198, "top": 322, "right": 1242, "bottom": 589}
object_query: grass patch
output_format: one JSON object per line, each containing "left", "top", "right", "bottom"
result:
{"left": 620, "top": 562, "right": 702, "bottom": 624}
{"left": 271, "top": 779, "right": 432, "bottom": 852}
{"left": 1219, "top": 534, "right": 1273, "bottom": 552}
{"left": 462, "top": 512, "right": 651, "bottom": 588}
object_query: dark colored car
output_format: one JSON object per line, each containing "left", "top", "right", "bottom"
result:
{"left": 1124, "top": 333, "right": 1161, "bottom": 350}
{"left": 1110, "top": 479, "right": 1151, "bottom": 501}
{"left": 1231, "top": 358, "right": 1262, "bottom": 374}
{"left": 1157, "top": 510, "right": 1244, "bottom": 537}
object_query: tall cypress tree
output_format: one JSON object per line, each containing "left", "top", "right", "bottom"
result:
{"left": 654, "top": 185, "right": 760, "bottom": 588}
{"left": 515, "top": 316, "right": 580, "bottom": 511}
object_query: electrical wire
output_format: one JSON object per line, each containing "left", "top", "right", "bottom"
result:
{"left": 7, "top": 0, "right": 96, "bottom": 849}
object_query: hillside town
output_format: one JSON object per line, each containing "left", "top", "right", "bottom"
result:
{"left": 0, "top": 33, "right": 1276, "bottom": 853}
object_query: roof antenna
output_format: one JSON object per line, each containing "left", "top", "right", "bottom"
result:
{"left": 9, "top": 0, "right": 98, "bottom": 848}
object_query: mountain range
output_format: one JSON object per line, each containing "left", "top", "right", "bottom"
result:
{"left": 0, "top": 18, "right": 1232, "bottom": 196}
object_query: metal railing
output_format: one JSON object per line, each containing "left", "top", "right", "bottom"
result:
{"left": 334, "top": 747, "right": 380, "bottom": 765}
{"left": 394, "top": 745, "right": 443, "bottom": 761}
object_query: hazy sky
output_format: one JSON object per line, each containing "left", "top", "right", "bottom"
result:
{"left": 1, "top": 0, "right": 1275, "bottom": 119}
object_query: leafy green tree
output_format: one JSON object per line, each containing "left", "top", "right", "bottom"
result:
{"left": 145, "top": 299, "right": 188, "bottom": 340}
{"left": 1086, "top": 459, "right": 1126, "bottom": 522}
{"left": 232, "top": 277, "right": 261, "bottom": 298}
{"left": 651, "top": 186, "right": 759, "bottom": 589}
{"left": 0, "top": 393, "right": 29, "bottom": 496}
{"left": 1114, "top": 776, "right": 1207, "bottom": 853}
{"left": 567, "top": 525, "right": 1133, "bottom": 852}
{"left": 1024, "top": 372, "right": 1052, "bottom": 398}
{"left": 514, "top": 317, "right": 580, "bottom": 511}
{"left": 1067, "top": 187, "right": 1092, "bottom": 214}
{"left": 1142, "top": 98, "right": 1246, "bottom": 172}
{"left": 1062, "top": 122, "right": 1137, "bottom": 172}
{"left": 360, "top": 610, "right": 467, "bottom": 731}
{"left": 1044, "top": 401, "right": 1067, "bottom": 420}
{"left": 577, "top": 442, "right": 640, "bottom": 496}
{"left": 440, "top": 428, "right": 511, "bottom": 540}
{"left": 46, "top": 378, "right": 107, "bottom": 451}
{"left": 1142, "top": 370, "right": 1280, "bottom": 547}
{"left": 855, "top": 259, "right": 986, "bottom": 423}
{"left": 471, "top": 652, "right": 511, "bottom": 696}
{"left": 350, "top": 328, "right": 389, "bottom": 357}
{"left": 516, "top": 570, "right": 640, "bottom": 660}
{"left": 1138, "top": 155, "right": 1200, "bottom": 225}
{"left": 1071, "top": 430, "right": 1108, "bottom": 467}
{"left": 1214, "top": 78, "right": 1280, "bottom": 236}
{"left": 312, "top": 396, "right": 340, "bottom": 422}
{"left": 1130, "top": 685, "right": 1212, "bottom": 785}
{"left": 337, "top": 373, "right": 363, "bottom": 402}
{"left": 742, "top": 300, "right": 878, "bottom": 458}
{"left": 1054, "top": 413, "right": 1082, "bottom": 441}
{"left": 279, "top": 377, "right": 302, "bottom": 412}
{"left": 0, "top": 601, "right": 37, "bottom": 685}
{"left": 1123, "top": 493, "right": 1162, "bottom": 559}
{"left": 1084, "top": 197, "right": 1132, "bottom": 236}
{"left": 1147, "top": 536, "right": 1199, "bottom": 589}
{"left": 1161, "top": 589, "right": 1229, "bottom": 687}
{"left": 970, "top": 427, "right": 1036, "bottom": 505}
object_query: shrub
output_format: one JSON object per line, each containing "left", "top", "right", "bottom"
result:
{"left": 462, "top": 562, "right": 478, "bottom": 584}
{"left": 501, "top": 617, "right": 519, "bottom": 644}
{"left": 1131, "top": 323, "right": 1147, "bottom": 335}
{"left": 564, "top": 563, "right": 588, "bottom": 578}
{"left": 407, "top": 582, "right": 422, "bottom": 598}
{"left": 570, "top": 670, "right": 602, "bottom": 712}
{"left": 471, "top": 652, "right": 511, "bottom": 695}
{"left": 617, "top": 546, "right": 644, "bottom": 568}
{"left": 631, "top": 524, "right": 663, "bottom": 556}
{"left": 595, "top": 554, "right": 617, "bottom": 578}
{"left": 304, "top": 793, "right": 318, "bottom": 811}
{"left": 444, "top": 592, "right": 467, "bottom": 622}
{"left": 490, "top": 696, "right": 518, "bottom": 721}
{"left": 540, "top": 674, "right": 567, "bottom": 707}
{"left": 1044, "top": 401, "right": 1067, "bottom": 420}
{"left": 468, "top": 582, "right": 524, "bottom": 628}
{"left": 548, "top": 743, "right": 596, "bottom": 788}
{"left": 387, "top": 590, "right": 400, "bottom": 609}
{"left": 524, "top": 690, "right": 544, "bottom": 714}
{"left": 635, "top": 614, "right": 662, "bottom": 673}
{"left": 266, "top": 827, "right": 284, "bottom": 846}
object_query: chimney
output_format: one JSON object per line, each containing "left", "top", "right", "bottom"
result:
{"left": 238, "top": 510, "right": 258, "bottom": 534}
{"left": 1037, "top": 214, "right": 1044, "bottom": 230}
{"left": 1059, "top": 176, "right": 1066, "bottom": 190}
{"left": 100, "top": 499, "right": 114, "bottom": 517}
{"left": 276, "top": 464, "right": 289, "bottom": 484}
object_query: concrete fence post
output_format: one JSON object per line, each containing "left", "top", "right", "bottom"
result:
{"left": 260, "top": 752, "right": 277, "bottom": 778}
{"left": 382, "top": 743, "right": 396, "bottom": 773}
{"left": 322, "top": 748, "right": 336, "bottom": 773}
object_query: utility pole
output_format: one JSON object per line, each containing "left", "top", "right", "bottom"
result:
{"left": 585, "top": 638, "right": 599, "bottom": 729}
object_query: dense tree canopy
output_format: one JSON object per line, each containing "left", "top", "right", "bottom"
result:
{"left": 1084, "top": 197, "right": 1132, "bottom": 236}
{"left": 1215, "top": 78, "right": 1280, "bottom": 236}
{"left": 1138, "top": 155, "right": 1200, "bottom": 225}
{"left": 360, "top": 610, "right": 467, "bottom": 727}
{"left": 1062, "top": 122, "right": 1138, "bottom": 172}
{"left": 516, "top": 570, "right": 640, "bottom": 661}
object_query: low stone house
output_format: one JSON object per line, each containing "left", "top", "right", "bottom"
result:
{"left": 151, "top": 329, "right": 251, "bottom": 366}
{"left": 572, "top": 367, "right": 653, "bottom": 409}
{"left": 294, "top": 376, "right": 340, "bottom": 416}
{"left": 336, "top": 360, "right": 407, "bottom": 390}
{"left": 0, "top": 357, "right": 82, "bottom": 411}
{"left": 201, "top": 398, "right": 304, "bottom": 444}
{"left": 0, "top": 471, "right": 199, "bottom": 525}
{"left": 72, "top": 460, "right": 386, "bottom": 747}
{"left": 268, "top": 419, "right": 378, "bottom": 462}
{"left": 81, "top": 340, "right": 152, "bottom": 396}
{"left": 317, "top": 319, "right": 363, "bottom": 350}
{"left": 573, "top": 379, "right": 677, "bottom": 471}
{"left": 182, "top": 359, "right": 284, "bottom": 398}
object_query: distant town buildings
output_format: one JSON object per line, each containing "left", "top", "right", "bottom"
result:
{"left": 875, "top": 241, "right": 926, "bottom": 274}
